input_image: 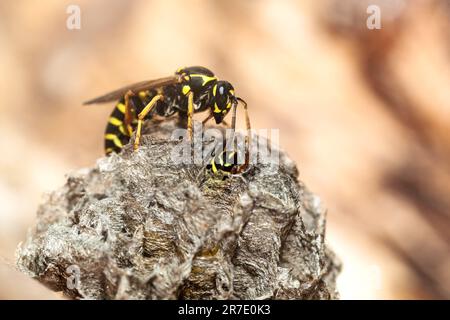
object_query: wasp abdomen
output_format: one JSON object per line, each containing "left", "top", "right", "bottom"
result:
{"left": 104, "top": 91, "right": 167, "bottom": 154}
{"left": 104, "top": 99, "right": 134, "bottom": 155}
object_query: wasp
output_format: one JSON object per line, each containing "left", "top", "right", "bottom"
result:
{"left": 206, "top": 150, "right": 238, "bottom": 175}
{"left": 84, "top": 66, "right": 250, "bottom": 173}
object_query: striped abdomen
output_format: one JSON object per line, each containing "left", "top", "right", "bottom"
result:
{"left": 104, "top": 90, "right": 172, "bottom": 155}
{"left": 104, "top": 86, "right": 184, "bottom": 155}
{"left": 104, "top": 98, "right": 135, "bottom": 155}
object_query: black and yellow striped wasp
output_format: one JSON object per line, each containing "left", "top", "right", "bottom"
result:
{"left": 84, "top": 66, "right": 251, "bottom": 173}
{"left": 206, "top": 149, "right": 239, "bottom": 176}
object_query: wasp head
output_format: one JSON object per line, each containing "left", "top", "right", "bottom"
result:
{"left": 211, "top": 81, "right": 236, "bottom": 124}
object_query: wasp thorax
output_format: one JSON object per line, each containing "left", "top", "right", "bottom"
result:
{"left": 212, "top": 81, "right": 235, "bottom": 124}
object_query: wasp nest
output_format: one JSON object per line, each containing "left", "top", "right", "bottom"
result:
{"left": 16, "top": 119, "right": 341, "bottom": 299}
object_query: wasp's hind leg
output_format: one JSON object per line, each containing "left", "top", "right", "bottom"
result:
{"left": 133, "top": 94, "right": 163, "bottom": 151}
{"left": 123, "top": 90, "right": 138, "bottom": 136}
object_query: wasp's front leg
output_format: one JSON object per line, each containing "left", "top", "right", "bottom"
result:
{"left": 235, "top": 99, "right": 251, "bottom": 174}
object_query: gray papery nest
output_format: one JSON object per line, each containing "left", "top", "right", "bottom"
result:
{"left": 16, "top": 119, "right": 341, "bottom": 299}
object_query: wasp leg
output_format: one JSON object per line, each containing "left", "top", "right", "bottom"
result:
{"left": 187, "top": 91, "right": 194, "bottom": 142}
{"left": 234, "top": 100, "right": 251, "bottom": 174}
{"left": 202, "top": 112, "right": 213, "bottom": 125}
{"left": 231, "top": 102, "right": 238, "bottom": 133}
{"left": 124, "top": 90, "right": 136, "bottom": 135}
{"left": 133, "top": 94, "right": 163, "bottom": 151}
{"left": 201, "top": 112, "right": 228, "bottom": 127}
{"left": 243, "top": 101, "right": 251, "bottom": 169}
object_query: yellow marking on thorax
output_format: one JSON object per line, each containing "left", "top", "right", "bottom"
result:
{"left": 190, "top": 74, "right": 217, "bottom": 86}
{"left": 213, "top": 84, "right": 217, "bottom": 96}
{"left": 182, "top": 85, "right": 191, "bottom": 95}
{"left": 176, "top": 66, "right": 187, "bottom": 74}
{"left": 105, "top": 134, "right": 123, "bottom": 148}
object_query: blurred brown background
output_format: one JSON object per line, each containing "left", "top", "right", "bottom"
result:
{"left": 0, "top": 0, "right": 449, "bottom": 299}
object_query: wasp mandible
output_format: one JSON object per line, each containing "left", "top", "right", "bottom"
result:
{"left": 84, "top": 66, "right": 250, "bottom": 172}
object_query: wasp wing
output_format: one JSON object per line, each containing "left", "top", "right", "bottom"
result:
{"left": 83, "top": 75, "right": 180, "bottom": 105}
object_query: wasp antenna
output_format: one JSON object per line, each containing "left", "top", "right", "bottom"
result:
{"left": 236, "top": 97, "right": 247, "bottom": 108}
{"left": 231, "top": 100, "right": 238, "bottom": 132}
